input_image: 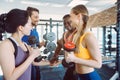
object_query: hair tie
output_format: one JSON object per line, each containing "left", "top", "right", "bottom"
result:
{"left": 0, "top": 13, "right": 7, "bottom": 33}
{"left": 0, "top": 13, "right": 7, "bottom": 21}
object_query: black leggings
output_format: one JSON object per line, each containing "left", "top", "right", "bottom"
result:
{"left": 63, "top": 66, "right": 78, "bottom": 80}
{"left": 31, "top": 65, "right": 41, "bottom": 80}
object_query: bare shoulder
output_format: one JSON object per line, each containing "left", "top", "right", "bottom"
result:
{"left": 84, "top": 32, "right": 96, "bottom": 40}
{"left": 0, "top": 39, "right": 11, "bottom": 47}
{"left": 0, "top": 39, "right": 13, "bottom": 52}
{"left": 84, "top": 32, "right": 97, "bottom": 44}
{"left": 57, "top": 38, "right": 63, "bottom": 44}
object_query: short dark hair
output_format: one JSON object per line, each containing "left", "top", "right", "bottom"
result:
{"left": 0, "top": 9, "right": 29, "bottom": 33}
{"left": 27, "top": 7, "right": 39, "bottom": 17}
{"left": 63, "top": 14, "right": 70, "bottom": 20}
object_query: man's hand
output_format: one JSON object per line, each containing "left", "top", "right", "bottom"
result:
{"left": 38, "top": 40, "right": 45, "bottom": 48}
{"left": 40, "top": 40, "right": 45, "bottom": 46}
{"left": 49, "top": 57, "right": 59, "bottom": 66}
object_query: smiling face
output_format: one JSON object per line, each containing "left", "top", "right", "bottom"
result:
{"left": 63, "top": 15, "right": 76, "bottom": 32}
{"left": 70, "top": 10, "right": 80, "bottom": 30}
{"left": 70, "top": 5, "right": 89, "bottom": 32}
{"left": 31, "top": 11, "right": 39, "bottom": 26}
{"left": 63, "top": 17, "right": 72, "bottom": 31}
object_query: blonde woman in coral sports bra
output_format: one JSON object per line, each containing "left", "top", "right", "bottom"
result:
{"left": 65, "top": 4, "right": 102, "bottom": 80}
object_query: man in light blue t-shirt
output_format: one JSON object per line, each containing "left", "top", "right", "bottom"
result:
{"left": 22, "top": 7, "right": 44, "bottom": 48}
{"left": 22, "top": 27, "right": 40, "bottom": 47}
{"left": 22, "top": 7, "right": 45, "bottom": 80}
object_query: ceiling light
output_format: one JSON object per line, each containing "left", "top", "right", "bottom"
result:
{"left": 87, "top": 7, "right": 98, "bottom": 12}
{"left": 21, "top": 1, "right": 49, "bottom": 6}
{"left": 52, "top": 4, "right": 65, "bottom": 7}
{"left": 68, "top": 0, "right": 89, "bottom": 7}
{"left": 21, "top": 1, "right": 40, "bottom": 6}
{"left": 6, "top": 0, "right": 14, "bottom": 2}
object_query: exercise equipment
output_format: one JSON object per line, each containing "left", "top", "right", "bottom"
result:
{"left": 28, "top": 36, "right": 45, "bottom": 62}
{"left": 110, "top": 0, "right": 120, "bottom": 79}
{"left": 47, "top": 51, "right": 55, "bottom": 60}
{"left": 64, "top": 42, "right": 76, "bottom": 52}
{"left": 62, "top": 42, "right": 75, "bottom": 68}
{"left": 34, "top": 56, "right": 43, "bottom": 62}
{"left": 46, "top": 42, "right": 56, "bottom": 52}
{"left": 43, "top": 33, "right": 48, "bottom": 40}
{"left": 62, "top": 59, "right": 75, "bottom": 68}
{"left": 108, "top": 34, "right": 112, "bottom": 39}
{"left": 43, "top": 49, "right": 49, "bottom": 54}
{"left": 103, "top": 26, "right": 113, "bottom": 56}
{"left": 62, "top": 30, "right": 76, "bottom": 67}
{"left": 47, "top": 32, "right": 55, "bottom": 41}
{"left": 43, "top": 32, "right": 55, "bottom": 41}
{"left": 43, "top": 23, "right": 48, "bottom": 40}
{"left": 28, "top": 36, "right": 37, "bottom": 48}
{"left": 42, "top": 18, "right": 57, "bottom": 60}
{"left": 107, "top": 27, "right": 112, "bottom": 55}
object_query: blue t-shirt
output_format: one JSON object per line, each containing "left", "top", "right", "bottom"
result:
{"left": 22, "top": 28, "right": 39, "bottom": 46}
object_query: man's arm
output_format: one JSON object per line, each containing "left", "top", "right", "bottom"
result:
{"left": 38, "top": 40, "right": 45, "bottom": 48}
{"left": 49, "top": 38, "right": 63, "bottom": 64}
{"left": 32, "top": 39, "right": 63, "bottom": 66}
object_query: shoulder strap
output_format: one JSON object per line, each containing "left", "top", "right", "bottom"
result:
{"left": 24, "top": 43, "right": 29, "bottom": 54}
{"left": 8, "top": 38, "right": 18, "bottom": 58}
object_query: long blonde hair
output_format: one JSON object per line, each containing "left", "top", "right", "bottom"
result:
{"left": 72, "top": 5, "right": 89, "bottom": 53}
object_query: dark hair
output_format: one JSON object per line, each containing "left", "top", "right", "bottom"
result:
{"left": 27, "top": 7, "right": 39, "bottom": 17}
{"left": 0, "top": 14, "right": 7, "bottom": 33}
{"left": 63, "top": 14, "right": 70, "bottom": 20}
{"left": 0, "top": 9, "right": 29, "bottom": 33}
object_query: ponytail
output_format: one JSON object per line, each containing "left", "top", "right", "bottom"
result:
{"left": 0, "top": 13, "right": 7, "bottom": 33}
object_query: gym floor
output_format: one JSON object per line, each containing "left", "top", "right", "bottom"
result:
{"left": 97, "top": 64, "right": 116, "bottom": 80}
{"left": 0, "top": 63, "right": 116, "bottom": 80}
{"left": 40, "top": 63, "right": 116, "bottom": 80}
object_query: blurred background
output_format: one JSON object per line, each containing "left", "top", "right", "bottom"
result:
{"left": 0, "top": 0, "right": 118, "bottom": 80}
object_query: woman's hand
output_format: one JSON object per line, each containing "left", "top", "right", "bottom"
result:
{"left": 30, "top": 48, "right": 41, "bottom": 59}
{"left": 65, "top": 51, "right": 76, "bottom": 63}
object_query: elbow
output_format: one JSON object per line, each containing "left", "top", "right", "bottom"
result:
{"left": 4, "top": 73, "right": 17, "bottom": 80}
{"left": 96, "top": 62, "right": 102, "bottom": 69}
{"left": 97, "top": 64, "right": 102, "bottom": 69}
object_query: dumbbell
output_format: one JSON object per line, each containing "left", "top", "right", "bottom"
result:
{"left": 63, "top": 42, "right": 75, "bottom": 67}
{"left": 62, "top": 59, "right": 75, "bottom": 68}
{"left": 28, "top": 36, "right": 43, "bottom": 62}
{"left": 64, "top": 42, "right": 76, "bottom": 52}
{"left": 34, "top": 56, "right": 47, "bottom": 62}
{"left": 34, "top": 55, "right": 43, "bottom": 62}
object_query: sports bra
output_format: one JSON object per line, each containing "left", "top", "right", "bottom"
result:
{"left": 74, "top": 32, "right": 92, "bottom": 59}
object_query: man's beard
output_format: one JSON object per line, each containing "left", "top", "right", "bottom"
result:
{"left": 32, "top": 22, "right": 37, "bottom": 26}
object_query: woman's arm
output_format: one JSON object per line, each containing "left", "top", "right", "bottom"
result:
{"left": 0, "top": 40, "right": 40, "bottom": 80}
{"left": 66, "top": 33, "right": 102, "bottom": 68}
{"left": 32, "top": 39, "right": 63, "bottom": 66}
{"left": 85, "top": 33, "right": 102, "bottom": 68}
